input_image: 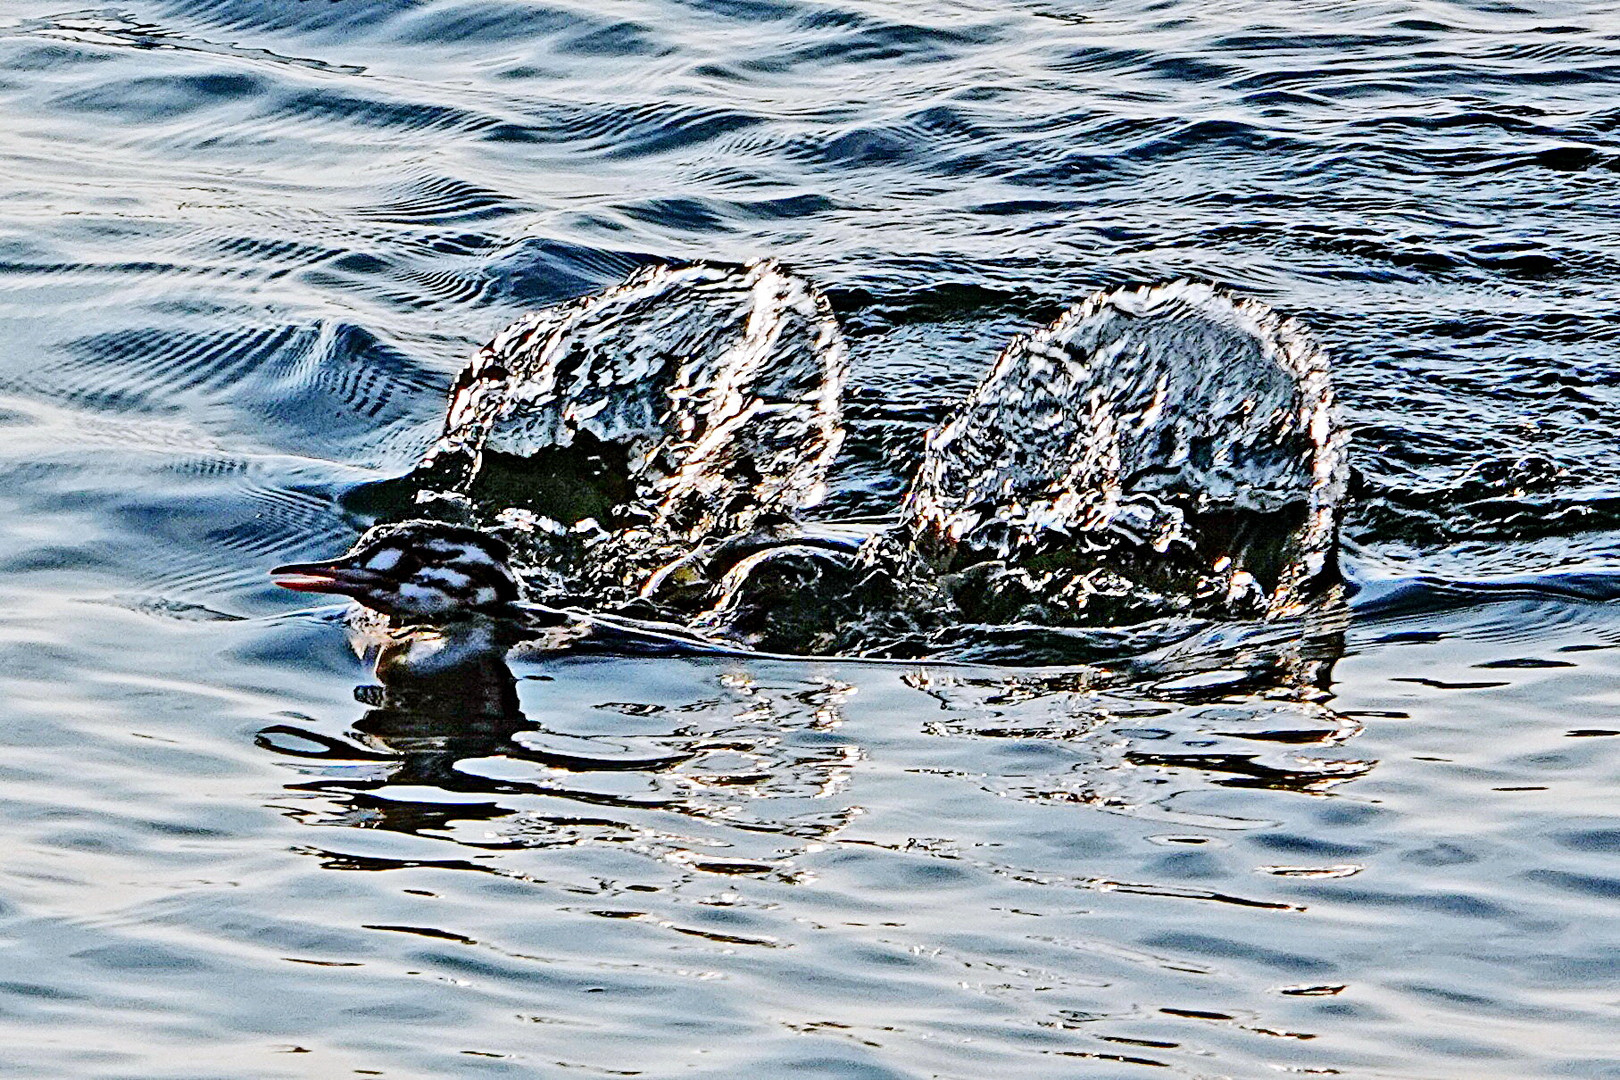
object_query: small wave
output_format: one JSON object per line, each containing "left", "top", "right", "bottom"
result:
{"left": 93, "top": 594, "right": 246, "bottom": 623}
{"left": 149, "top": 0, "right": 419, "bottom": 39}
{"left": 19, "top": 9, "right": 365, "bottom": 73}
{"left": 357, "top": 173, "right": 528, "bottom": 226}
{"left": 267, "top": 87, "right": 502, "bottom": 138}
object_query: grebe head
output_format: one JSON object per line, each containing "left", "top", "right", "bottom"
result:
{"left": 272, "top": 520, "right": 520, "bottom": 623}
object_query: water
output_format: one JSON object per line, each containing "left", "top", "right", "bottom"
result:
{"left": 2, "top": 1, "right": 1619, "bottom": 1076}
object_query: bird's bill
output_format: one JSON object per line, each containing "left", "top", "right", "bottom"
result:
{"left": 270, "top": 558, "right": 380, "bottom": 597}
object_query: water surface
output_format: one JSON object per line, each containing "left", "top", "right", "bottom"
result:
{"left": 2, "top": 2, "right": 1619, "bottom": 1077}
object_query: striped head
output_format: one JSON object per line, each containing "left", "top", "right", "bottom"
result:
{"left": 272, "top": 520, "right": 521, "bottom": 622}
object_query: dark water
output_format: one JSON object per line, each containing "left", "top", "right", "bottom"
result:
{"left": 3, "top": 2, "right": 1619, "bottom": 1076}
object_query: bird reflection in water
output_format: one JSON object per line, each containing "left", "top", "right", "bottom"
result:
{"left": 259, "top": 658, "right": 866, "bottom": 877}
{"left": 257, "top": 647, "right": 686, "bottom": 844}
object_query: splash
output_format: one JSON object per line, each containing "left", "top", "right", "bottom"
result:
{"left": 899, "top": 281, "right": 1348, "bottom": 631}
{"left": 412, "top": 260, "right": 848, "bottom": 607}
{"left": 404, "top": 268, "right": 1347, "bottom": 660}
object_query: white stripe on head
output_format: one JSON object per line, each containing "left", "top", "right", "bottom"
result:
{"left": 420, "top": 568, "right": 473, "bottom": 592}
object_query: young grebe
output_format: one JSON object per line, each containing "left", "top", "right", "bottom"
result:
{"left": 275, "top": 267, "right": 1346, "bottom": 663}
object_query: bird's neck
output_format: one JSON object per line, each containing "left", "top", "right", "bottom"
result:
{"left": 376, "top": 613, "right": 512, "bottom": 678}
{"left": 364, "top": 614, "right": 522, "bottom": 723}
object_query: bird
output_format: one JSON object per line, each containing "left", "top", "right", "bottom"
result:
{"left": 276, "top": 267, "right": 1348, "bottom": 666}
{"left": 271, "top": 517, "right": 775, "bottom": 672}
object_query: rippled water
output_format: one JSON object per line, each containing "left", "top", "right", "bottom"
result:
{"left": 3, "top": 2, "right": 1620, "bottom": 1076}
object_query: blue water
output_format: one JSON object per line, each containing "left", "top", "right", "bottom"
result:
{"left": 2, "top": 2, "right": 1619, "bottom": 1076}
